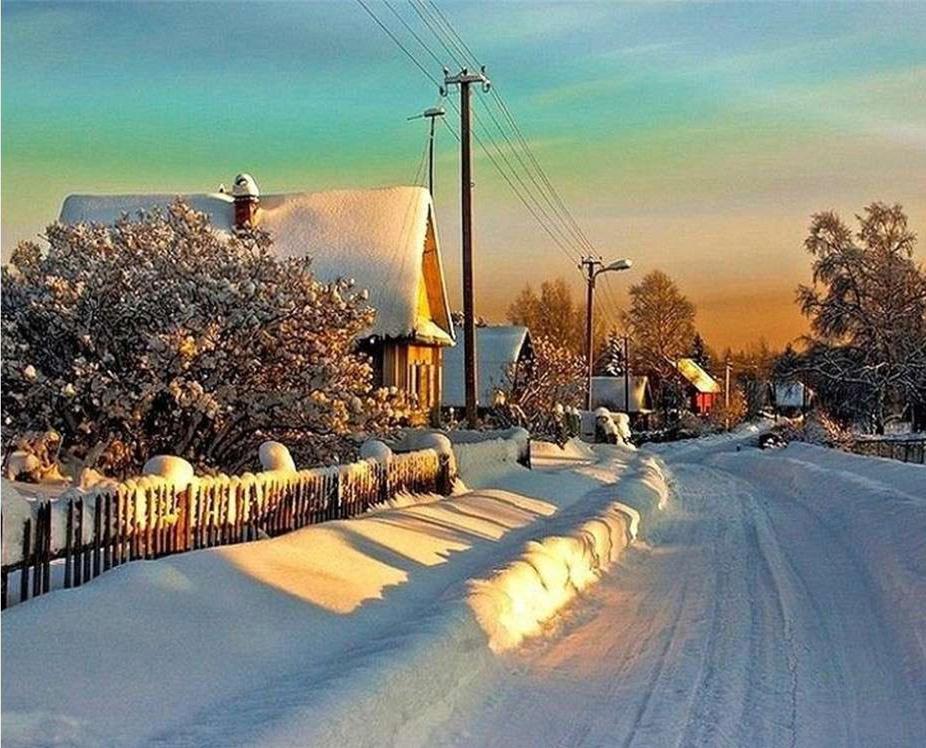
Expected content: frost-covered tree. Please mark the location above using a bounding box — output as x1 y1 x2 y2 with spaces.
786 202 926 432
1 200 412 476
601 330 626 376
505 336 585 435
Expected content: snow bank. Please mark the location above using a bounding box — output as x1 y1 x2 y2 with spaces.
530 437 595 466
452 438 523 484
467 501 638 652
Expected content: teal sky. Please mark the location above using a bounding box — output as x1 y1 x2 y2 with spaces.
3 1 925 349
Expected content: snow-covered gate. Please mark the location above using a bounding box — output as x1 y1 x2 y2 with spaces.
1 449 452 609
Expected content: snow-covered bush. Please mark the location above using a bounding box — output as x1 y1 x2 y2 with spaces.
776 411 852 448
505 336 584 441
1 200 412 476
3 430 67 483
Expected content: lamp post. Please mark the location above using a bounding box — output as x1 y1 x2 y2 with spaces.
581 257 632 410
407 106 446 197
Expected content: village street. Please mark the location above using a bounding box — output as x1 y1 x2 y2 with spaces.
2 433 925 746
431 439 926 747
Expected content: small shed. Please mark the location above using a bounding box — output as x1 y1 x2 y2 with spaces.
591 376 654 416
442 325 533 409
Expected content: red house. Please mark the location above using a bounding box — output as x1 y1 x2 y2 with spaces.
672 358 722 415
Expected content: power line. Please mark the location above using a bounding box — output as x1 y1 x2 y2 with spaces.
353 0 442 87
407 0 467 68
382 0 446 69
353 0 593 271
419 1 601 256
473 96 587 258
421 0 481 67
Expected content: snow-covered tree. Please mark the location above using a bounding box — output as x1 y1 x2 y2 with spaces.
786 202 926 431
601 330 626 376
1 200 413 476
505 336 585 436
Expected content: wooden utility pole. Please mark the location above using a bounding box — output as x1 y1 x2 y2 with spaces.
725 356 732 430
624 335 630 414
581 257 601 411
581 255 632 410
445 68 490 428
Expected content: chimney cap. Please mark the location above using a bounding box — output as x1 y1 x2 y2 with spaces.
232 173 260 199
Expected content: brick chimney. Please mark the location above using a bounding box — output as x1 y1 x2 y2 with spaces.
232 173 260 228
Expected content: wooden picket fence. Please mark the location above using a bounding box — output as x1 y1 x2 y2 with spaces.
1 449 451 609
849 437 926 465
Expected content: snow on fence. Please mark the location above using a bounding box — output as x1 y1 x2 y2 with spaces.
1 449 451 609
848 437 926 465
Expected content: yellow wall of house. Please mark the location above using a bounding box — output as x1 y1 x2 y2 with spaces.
382 341 443 413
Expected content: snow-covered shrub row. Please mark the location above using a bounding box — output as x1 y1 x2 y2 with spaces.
467 501 639 652
1 200 412 477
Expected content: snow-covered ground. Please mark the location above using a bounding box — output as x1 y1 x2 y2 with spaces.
0 439 653 747
3 431 924 747
434 437 926 747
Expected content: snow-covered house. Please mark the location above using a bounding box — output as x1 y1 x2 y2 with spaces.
442 325 533 410
671 357 721 415
590 375 654 425
59 175 455 413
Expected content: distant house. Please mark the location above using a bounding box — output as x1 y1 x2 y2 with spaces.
671 357 722 415
591 375 654 425
59 175 455 413
772 380 814 416
442 325 533 410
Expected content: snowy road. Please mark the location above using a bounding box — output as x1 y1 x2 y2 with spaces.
3 437 924 747
434 441 926 747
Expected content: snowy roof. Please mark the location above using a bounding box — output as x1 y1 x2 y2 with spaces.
590 375 654 413
672 358 721 394
442 325 533 407
59 185 453 344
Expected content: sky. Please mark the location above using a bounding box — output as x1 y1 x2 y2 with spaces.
2 0 925 352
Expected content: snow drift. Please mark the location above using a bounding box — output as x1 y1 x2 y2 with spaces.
467 501 640 652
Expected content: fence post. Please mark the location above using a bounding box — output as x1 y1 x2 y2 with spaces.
32 506 44 598
74 499 84 587
92 495 102 577
64 499 74 588
438 453 452 495
20 518 31 604
41 503 51 595
103 493 112 572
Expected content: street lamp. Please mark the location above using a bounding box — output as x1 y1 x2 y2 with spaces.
407 106 446 197
581 256 633 410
